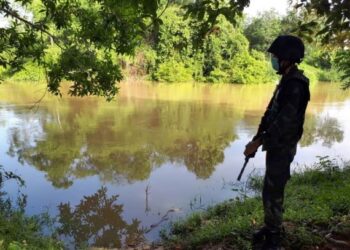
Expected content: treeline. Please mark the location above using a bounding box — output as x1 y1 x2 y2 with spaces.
125 6 342 84
127 6 275 84
0 5 342 84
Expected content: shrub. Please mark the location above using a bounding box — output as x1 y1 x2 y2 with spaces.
299 63 319 85
229 51 274 84
318 68 341 82
154 59 193 82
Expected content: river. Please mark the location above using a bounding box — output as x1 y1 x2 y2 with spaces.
0 81 349 248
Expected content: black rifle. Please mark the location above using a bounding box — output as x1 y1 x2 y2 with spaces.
237 157 249 181
237 153 255 181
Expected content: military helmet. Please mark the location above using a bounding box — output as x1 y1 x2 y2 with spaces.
268 35 305 63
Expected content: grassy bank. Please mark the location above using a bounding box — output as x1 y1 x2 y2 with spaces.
160 157 350 249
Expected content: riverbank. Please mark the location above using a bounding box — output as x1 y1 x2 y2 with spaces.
1 158 350 249
160 157 350 249
0 64 340 85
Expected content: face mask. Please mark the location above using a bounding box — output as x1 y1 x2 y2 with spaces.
271 56 279 71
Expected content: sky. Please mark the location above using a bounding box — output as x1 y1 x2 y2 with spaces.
244 0 290 17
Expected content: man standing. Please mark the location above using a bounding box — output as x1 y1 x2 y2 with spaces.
244 35 310 250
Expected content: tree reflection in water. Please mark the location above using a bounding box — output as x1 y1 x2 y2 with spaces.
5 99 238 188
1 82 347 188
300 115 344 147
1 82 349 248
58 187 144 249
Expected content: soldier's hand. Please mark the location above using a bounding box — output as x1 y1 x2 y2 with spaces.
244 139 262 157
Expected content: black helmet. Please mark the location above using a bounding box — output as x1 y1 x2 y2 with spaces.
268 35 305 63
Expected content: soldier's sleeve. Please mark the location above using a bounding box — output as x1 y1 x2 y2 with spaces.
262 80 304 148
253 102 272 140
253 87 277 140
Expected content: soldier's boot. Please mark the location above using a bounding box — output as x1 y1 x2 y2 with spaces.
262 230 285 250
252 226 271 244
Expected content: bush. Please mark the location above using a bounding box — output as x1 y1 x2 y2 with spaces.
299 63 341 84
206 68 229 83
154 59 193 82
299 63 319 85
0 62 46 82
149 7 275 84
228 50 275 84
318 68 341 82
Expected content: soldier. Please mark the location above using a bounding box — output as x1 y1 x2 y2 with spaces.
244 35 310 249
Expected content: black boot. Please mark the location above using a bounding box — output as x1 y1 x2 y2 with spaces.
252 226 271 244
252 226 284 250
262 230 284 250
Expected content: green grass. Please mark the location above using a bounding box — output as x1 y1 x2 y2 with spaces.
161 157 350 249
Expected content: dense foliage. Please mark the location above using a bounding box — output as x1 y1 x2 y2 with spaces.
147 7 274 83
244 10 282 52
0 0 253 99
0 0 164 100
293 0 350 88
1 0 348 99
243 9 342 83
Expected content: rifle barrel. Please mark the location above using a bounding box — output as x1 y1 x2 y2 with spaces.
237 157 250 181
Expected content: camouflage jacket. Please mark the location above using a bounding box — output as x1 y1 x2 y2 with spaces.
254 66 310 151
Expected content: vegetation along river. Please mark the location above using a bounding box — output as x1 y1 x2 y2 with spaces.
0 81 349 248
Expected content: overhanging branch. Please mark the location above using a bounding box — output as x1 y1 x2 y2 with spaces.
0 5 64 49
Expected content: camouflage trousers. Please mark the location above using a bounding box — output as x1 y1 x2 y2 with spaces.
263 147 296 232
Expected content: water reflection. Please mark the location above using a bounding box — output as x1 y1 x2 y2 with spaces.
58 187 144 248
0 82 349 245
5 98 238 188
300 115 344 147
1 83 347 188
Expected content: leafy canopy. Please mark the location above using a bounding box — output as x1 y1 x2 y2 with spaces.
0 0 163 100
1 0 349 97
294 0 350 88
0 0 251 99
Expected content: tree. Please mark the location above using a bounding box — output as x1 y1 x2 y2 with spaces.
183 0 249 47
3 0 346 94
293 0 350 88
244 10 282 52
150 5 274 84
0 0 165 99
0 0 251 99
294 0 350 45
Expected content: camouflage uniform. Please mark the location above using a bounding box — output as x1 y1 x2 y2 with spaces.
254 65 310 232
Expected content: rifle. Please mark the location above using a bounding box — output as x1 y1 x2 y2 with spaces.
237 153 255 181
237 157 249 181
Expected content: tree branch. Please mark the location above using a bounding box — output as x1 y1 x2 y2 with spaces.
0 5 64 49
144 0 171 30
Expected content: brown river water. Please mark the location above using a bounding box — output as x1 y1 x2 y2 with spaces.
0 81 349 248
